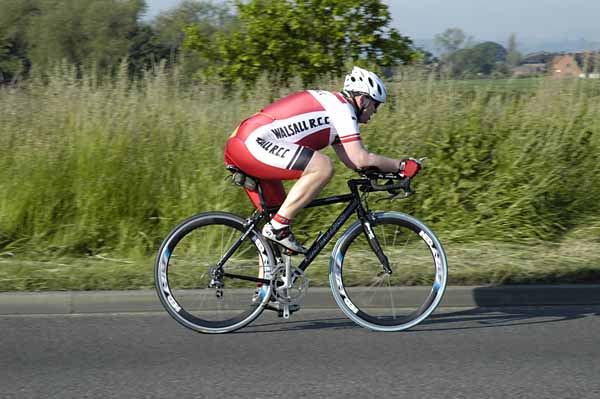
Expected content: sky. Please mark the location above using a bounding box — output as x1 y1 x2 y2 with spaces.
384 0 600 42
145 0 600 47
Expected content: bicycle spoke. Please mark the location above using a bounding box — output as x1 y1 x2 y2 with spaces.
380 224 387 248
220 225 225 259
155 213 273 333
228 242 254 259
386 275 397 319
332 214 447 331
392 226 400 248
224 227 237 252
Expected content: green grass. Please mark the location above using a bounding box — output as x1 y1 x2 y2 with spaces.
2 228 599 291
434 77 544 92
1 66 600 290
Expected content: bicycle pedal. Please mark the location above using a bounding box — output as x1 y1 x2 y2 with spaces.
264 302 300 317
278 305 299 319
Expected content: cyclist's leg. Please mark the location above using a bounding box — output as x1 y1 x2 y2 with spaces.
258 153 333 253
225 135 334 217
243 180 286 210
225 135 332 252
276 151 334 220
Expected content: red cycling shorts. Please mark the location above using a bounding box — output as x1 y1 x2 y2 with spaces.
224 115 315 210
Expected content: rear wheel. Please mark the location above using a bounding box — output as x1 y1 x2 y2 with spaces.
329 212 447 332
154 212 275 333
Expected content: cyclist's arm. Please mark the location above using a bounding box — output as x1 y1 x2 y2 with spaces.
332 142 358 169
334 140 400 173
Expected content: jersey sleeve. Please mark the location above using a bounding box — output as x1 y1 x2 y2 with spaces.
329 93 361 144
308 90 361 145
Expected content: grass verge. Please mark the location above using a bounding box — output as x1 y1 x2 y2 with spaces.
2 236 599 291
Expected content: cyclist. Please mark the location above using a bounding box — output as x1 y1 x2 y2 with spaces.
224 66 421 254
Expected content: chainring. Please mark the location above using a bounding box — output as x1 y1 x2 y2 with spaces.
270 265 309 305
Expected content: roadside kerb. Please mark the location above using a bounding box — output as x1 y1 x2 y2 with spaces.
1 285 599 315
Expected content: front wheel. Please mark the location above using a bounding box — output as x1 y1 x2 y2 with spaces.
154 212 275 333
329 212 448 332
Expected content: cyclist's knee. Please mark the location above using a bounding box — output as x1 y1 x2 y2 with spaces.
306 152 334 182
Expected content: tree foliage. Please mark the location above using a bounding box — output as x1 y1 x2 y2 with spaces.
445 41 508 77
434 28 473 56
26 0 146 72
506 33 522 67
151 0 238 78
183 0 416 86
127 24 171 77
0 0 150 79
1 0 416 84
0 0 37 81
153 0 236 56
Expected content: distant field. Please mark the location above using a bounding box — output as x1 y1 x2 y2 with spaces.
436 77 544 91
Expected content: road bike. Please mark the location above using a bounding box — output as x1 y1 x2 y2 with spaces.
154 166 448 333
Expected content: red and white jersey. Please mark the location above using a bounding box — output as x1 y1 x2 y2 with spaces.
235 90 361 151
225 90 361 208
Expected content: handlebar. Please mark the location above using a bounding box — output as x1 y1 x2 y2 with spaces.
356 168 416 199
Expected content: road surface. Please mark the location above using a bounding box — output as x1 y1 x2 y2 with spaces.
2 306 600 398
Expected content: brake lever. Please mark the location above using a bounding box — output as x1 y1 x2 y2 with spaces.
376 190 414 202
400 178 416 196
375 178 416 202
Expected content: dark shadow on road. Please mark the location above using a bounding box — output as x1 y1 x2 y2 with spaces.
471 285 600 307
240 306 600 334
238 316 359 334
412 305 600 332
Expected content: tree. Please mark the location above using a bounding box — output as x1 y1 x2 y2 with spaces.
506 33 522 67
127 24 170 77
183 0 416 86
446 41 507 77
414 47 438 65
153 0 236 59
24 0 146 73
434 28 473 56
151 0 237 78
0 0 38 81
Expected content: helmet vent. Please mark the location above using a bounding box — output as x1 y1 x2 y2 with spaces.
343 66 386 103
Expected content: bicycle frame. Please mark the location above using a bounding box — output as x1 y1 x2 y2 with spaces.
217 178 392 284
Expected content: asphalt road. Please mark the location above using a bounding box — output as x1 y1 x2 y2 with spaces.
2 306 600 399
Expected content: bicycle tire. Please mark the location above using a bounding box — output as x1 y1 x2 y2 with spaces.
154 212 275 333
329 211 447 332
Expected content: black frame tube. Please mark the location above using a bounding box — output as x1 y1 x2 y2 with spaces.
304 194 354 208
222 178 375 280
297 198 361 271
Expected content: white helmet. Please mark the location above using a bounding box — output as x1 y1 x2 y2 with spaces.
343 66 387 103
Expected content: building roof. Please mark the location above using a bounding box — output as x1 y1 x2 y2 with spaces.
523 51 600 72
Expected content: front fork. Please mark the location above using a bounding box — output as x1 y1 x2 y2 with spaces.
361 213 392 274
